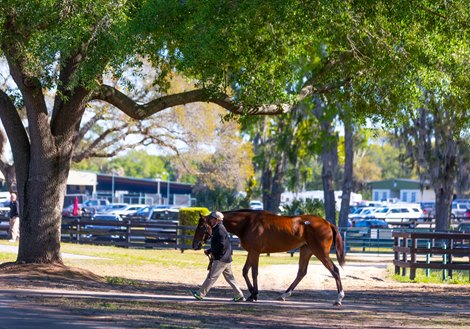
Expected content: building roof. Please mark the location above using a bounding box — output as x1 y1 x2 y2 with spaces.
368 178 431 190
96 173 192 194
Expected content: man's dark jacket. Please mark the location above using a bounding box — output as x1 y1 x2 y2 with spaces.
209 223 232 263
9 200 18 219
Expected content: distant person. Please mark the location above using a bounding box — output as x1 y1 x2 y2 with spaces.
190 211 245 302
8 192 20 242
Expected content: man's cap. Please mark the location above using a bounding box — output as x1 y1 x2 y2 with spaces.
209 211 224 221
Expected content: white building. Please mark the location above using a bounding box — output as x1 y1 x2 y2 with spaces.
368 178 435 203
281 190 362 210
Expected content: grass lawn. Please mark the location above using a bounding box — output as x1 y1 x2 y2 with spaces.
0 241 322 283
391 268 470 284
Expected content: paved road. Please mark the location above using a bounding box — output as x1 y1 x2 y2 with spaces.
0 243 111 328
0 244 103 260
0 294 126 329
0 286 345 329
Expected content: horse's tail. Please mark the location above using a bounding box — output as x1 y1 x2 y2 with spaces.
330 223 346 268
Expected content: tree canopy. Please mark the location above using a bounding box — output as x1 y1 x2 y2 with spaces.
1 0 469 263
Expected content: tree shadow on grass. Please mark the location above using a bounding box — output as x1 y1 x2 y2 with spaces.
0 263 469 328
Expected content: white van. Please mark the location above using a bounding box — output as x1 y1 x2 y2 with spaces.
384 206 423 222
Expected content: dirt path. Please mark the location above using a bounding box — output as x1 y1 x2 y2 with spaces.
0 255 469 328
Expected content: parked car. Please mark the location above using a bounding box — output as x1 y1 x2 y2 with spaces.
0 202 10 219
451 202 470 220
0 202 10 238
62 203 94 217
354 219 389 229
97 203 129 214
144 208 180 243
464 209 470 219
249 200 263 210
129 205 173 221
82 199 111 214
349 207 377 223
370 207 390 220
420 201 435 219
104 204 147 217
457 222 470 232
383 206 423 222
454 222 470 257
85 213 126 241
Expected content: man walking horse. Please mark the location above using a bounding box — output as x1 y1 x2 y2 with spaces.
192 209 346 305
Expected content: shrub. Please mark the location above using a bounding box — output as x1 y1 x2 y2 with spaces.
178 207 210 250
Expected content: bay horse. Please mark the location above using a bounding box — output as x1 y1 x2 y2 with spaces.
192 209 346 305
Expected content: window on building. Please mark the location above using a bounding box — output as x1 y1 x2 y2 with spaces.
374 192 379 201
402 191 408 202
411 192 416 203
382 192 387 201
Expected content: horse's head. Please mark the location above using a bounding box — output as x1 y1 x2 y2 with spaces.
192 213 213 250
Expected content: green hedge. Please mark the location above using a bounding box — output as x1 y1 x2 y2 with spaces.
178 207 210 249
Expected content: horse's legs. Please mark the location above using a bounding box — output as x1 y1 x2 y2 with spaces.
318 255 344 306
243 252 260 302
242 256 253 294
279 245 313 301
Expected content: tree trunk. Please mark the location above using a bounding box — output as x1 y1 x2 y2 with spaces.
322 154 337 224
434 187 452 231
319 122 338 225
313 98 338 224
398 103 459 232
338 119 354 228
16 155 71 263
262 159 285 213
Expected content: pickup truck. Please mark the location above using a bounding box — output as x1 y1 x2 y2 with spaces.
125 206 179 243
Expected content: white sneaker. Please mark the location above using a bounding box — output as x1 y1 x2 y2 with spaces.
8 239 15 242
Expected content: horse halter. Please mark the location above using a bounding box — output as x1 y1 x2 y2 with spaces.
201 217 213 243
193 216 213 250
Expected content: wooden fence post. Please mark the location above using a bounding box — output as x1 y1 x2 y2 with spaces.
448 239 453 278
442 242 447 281
126 220 131 248
426 241 430 277
410 236 417 280
402 237 408 277
394 235 400 275
180 226 186 253
76 218 81 244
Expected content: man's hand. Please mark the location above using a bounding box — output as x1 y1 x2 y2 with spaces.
204 249 211 256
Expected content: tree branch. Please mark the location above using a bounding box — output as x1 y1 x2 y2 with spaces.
418 4 470 29
91 85 290 119
73 113 104 148
0 89 30 193
52 14 113 123
298 52 355 101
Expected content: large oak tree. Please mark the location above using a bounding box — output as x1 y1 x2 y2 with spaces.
0 1 293 264
1 0 469 264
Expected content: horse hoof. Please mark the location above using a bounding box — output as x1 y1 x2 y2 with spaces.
333 301 342 306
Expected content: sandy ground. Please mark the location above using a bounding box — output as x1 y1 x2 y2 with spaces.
0 253 469 328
